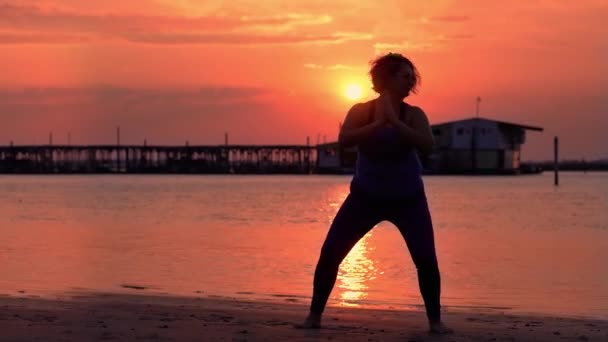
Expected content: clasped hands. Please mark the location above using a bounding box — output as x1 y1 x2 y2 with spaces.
373 92 400 126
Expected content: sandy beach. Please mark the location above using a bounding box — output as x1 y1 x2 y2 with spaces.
0 290 606 342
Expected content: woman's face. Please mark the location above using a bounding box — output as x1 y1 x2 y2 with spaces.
387 63 416 98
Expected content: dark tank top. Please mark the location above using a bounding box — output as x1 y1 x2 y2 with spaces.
350 99 424 199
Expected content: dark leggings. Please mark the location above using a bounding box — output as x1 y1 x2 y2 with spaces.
310 188 442 322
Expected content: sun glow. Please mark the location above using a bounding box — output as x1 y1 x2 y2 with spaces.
344 83 363 101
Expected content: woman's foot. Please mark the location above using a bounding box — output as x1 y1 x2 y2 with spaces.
295 313 322 329
429 321 453 335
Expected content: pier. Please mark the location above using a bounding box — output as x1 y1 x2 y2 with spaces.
0 144 316 174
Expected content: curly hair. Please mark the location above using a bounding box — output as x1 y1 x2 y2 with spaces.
369 52 421 94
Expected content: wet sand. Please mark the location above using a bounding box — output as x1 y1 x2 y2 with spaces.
0 291 606 341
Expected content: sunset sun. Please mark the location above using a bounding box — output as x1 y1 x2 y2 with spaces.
344 83 363 100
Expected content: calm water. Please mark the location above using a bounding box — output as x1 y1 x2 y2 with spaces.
0 173 606 319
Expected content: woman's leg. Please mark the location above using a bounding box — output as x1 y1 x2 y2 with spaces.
306 192 382 324
388 191 451 333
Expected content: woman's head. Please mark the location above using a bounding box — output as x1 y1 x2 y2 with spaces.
369 53 420 98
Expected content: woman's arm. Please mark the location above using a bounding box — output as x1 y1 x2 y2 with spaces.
338 103 385 148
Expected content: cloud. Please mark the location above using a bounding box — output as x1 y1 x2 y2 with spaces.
443 33 475 40
374 40 435 54
0 3 351 45
327 64 351 70
0 32 92 44
0 3 330 31
240 13 333 34
240 13 333 27
373 32 475 54
125 32 372 45
429 15 470 23
304 64 323 69
0 86 269 112
304 63 352 70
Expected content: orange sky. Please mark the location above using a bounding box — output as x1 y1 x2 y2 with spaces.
1 0 607 160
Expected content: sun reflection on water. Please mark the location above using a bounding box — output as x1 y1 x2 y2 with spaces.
323 186 382 308
336 232 381 307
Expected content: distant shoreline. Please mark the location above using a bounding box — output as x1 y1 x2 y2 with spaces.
2 144 606 174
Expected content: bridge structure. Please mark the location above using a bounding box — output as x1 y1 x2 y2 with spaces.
0 144 317 174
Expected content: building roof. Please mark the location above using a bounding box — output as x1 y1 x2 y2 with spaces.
432 117 543 132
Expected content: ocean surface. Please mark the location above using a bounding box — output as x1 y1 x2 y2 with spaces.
1 173 606 319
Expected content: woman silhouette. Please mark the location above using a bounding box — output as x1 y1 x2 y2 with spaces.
301 53 452 334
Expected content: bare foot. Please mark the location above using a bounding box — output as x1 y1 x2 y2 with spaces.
429 321 454 335
295 313 322 329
